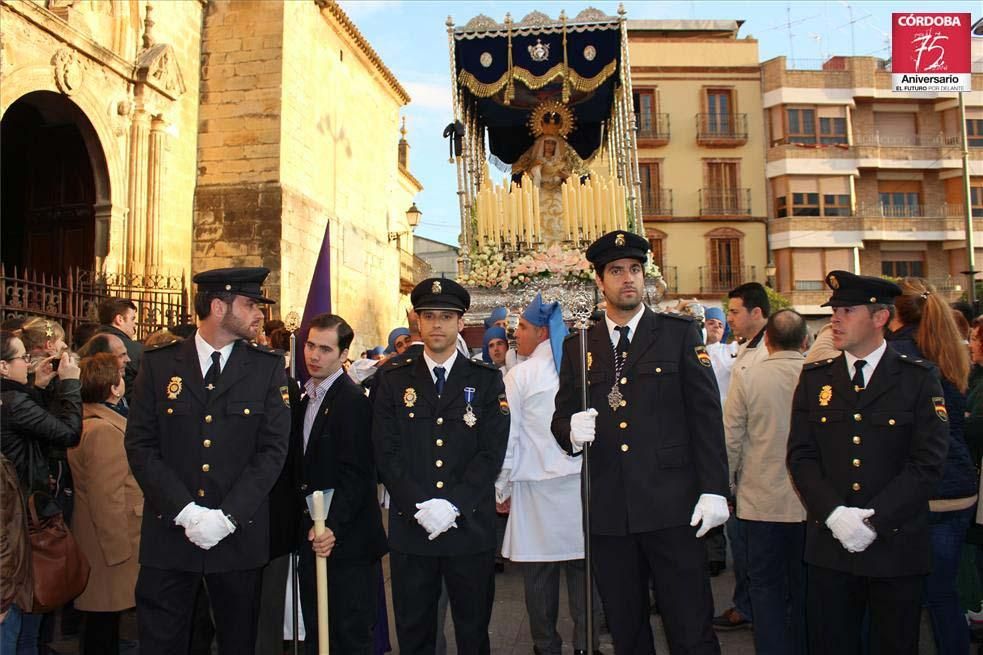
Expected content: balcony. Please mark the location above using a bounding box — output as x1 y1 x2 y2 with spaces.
699 188 752 217
696 113 748 147
640 188 673 217
658 265 678 293
637 113 670 147
399 250 432 294
699 265 757 294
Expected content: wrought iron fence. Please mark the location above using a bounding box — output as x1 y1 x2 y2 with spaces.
699 188 752 216
695 113 748 142
699 265 757 294
1 264 190 344
637 113 670 141
641 189 673 216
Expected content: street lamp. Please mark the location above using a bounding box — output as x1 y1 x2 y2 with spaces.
765 261 777 289
389 203 423 246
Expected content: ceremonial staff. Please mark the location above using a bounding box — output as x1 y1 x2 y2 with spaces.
285 311 301 655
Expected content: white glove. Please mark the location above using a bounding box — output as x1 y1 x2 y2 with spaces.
570 408 598 453
495 469 512 504
826 506 876 553
689 493 730 538
414 499 459 540
185 509 236 550
174 502 208 528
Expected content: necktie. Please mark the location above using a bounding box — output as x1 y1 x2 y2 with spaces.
852 359 866 395
434 366 446 397
614 325 631 360
204 351 222 392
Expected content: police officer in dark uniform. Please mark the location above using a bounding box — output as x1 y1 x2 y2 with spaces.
552 231 730 655
371 278 509 655
787 270 949 655
125 267 291 654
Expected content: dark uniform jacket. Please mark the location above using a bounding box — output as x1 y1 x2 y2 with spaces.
787 347 949 577
552 307 729 535
372 353 508 556
275 373 388 563
125 335 291 573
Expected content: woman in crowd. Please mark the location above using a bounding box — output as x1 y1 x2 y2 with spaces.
964 319 983 627
18 318 68 362
887 279 977 654
0 330 82 653
68 353 142 655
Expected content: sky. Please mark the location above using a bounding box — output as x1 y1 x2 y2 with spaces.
338 1 980 248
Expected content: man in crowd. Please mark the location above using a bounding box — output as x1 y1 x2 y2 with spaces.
294 313 388 653
725 309 808 654
484 306 508 330
497 293 599 655
372 278 509 654
387 327 412 357
552 231 729 654
125 267 291 654
787 271 949 654
715 282 771 631
481 326 508 370
97 297 143 399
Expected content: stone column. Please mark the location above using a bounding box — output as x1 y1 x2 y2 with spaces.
145 114 166 274
126 107 150 275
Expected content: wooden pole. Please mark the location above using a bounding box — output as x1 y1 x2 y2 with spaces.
312 491 330 655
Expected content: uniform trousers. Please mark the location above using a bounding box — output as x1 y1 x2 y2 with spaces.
521 559 599 654
806 564 922 655
299 553 380 655
389 549 495 655
592 526 719 655
135 565 262 655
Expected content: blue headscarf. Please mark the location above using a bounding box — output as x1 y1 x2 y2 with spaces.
385 327 411 354
704 306 725 324
481 326 507 364
522 293 566 373
484 306 508 329
368 346 386 358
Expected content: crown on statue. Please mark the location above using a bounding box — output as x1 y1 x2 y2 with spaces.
528 99 576 138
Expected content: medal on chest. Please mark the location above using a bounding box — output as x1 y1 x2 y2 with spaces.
463 387 478 427
818 385 832 407
608 346 628 412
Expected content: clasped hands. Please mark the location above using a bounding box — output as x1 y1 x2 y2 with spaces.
826 506 877 553
175 503 235 550
414 498 459 541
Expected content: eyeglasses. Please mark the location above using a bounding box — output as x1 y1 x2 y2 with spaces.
4 354 32 364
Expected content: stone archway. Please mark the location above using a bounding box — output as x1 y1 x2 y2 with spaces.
1 90 112 277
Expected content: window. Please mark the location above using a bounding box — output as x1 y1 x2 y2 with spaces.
973 187 983 218
968 120 983 148
633 89 658 138
709 236 741 289
819 118 847 145
823 194 851 216
648 238 665 270
639 162 666 215
881 260 924 277
879 192 921 217
786 108 816 144
791 193 820 216
705 89 733 134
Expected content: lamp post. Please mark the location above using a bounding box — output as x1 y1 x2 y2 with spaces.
389 203 423 249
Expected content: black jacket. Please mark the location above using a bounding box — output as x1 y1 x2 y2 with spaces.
0 378 82 493
787 347 949 577
552 308 729 535
124 335 291 573
372 352 508 556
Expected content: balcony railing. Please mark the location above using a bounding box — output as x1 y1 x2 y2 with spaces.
696 113 748 146
699 265 757 294
699 188 752 216
658 265 677 292
640 188 673 216
637 113 670 144
399 250 432 294
853 133 956 147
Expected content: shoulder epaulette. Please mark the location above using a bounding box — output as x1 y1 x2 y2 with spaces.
468 358 499 371
246 341 282 357
804 357 837 370
145 340 180 352
384 355 417 370
896 353 934 369
659 312 694 323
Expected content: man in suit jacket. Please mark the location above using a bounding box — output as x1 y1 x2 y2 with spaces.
125 267 291 655
552 231 730 655
295 313 388 654
372 278 509 655
787 271 949 654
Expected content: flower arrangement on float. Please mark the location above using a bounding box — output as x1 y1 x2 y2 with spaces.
459 244 660 290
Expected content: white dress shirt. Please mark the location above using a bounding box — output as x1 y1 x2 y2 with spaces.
844 339 887 387
194 332 235 378
303 368 344 452
604 304 645 348
422 349 459 388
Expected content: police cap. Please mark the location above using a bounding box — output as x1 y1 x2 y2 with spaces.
411 278 470 314
585 230 650 270
821 270 902 307
193 267 275 304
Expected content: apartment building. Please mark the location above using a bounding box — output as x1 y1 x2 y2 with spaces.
627 20 768 299
763 54 983 314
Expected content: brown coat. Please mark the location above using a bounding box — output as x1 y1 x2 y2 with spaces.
0 454 32 614
67 404 143 611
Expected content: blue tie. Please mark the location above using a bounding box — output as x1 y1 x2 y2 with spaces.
434 366 446 397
